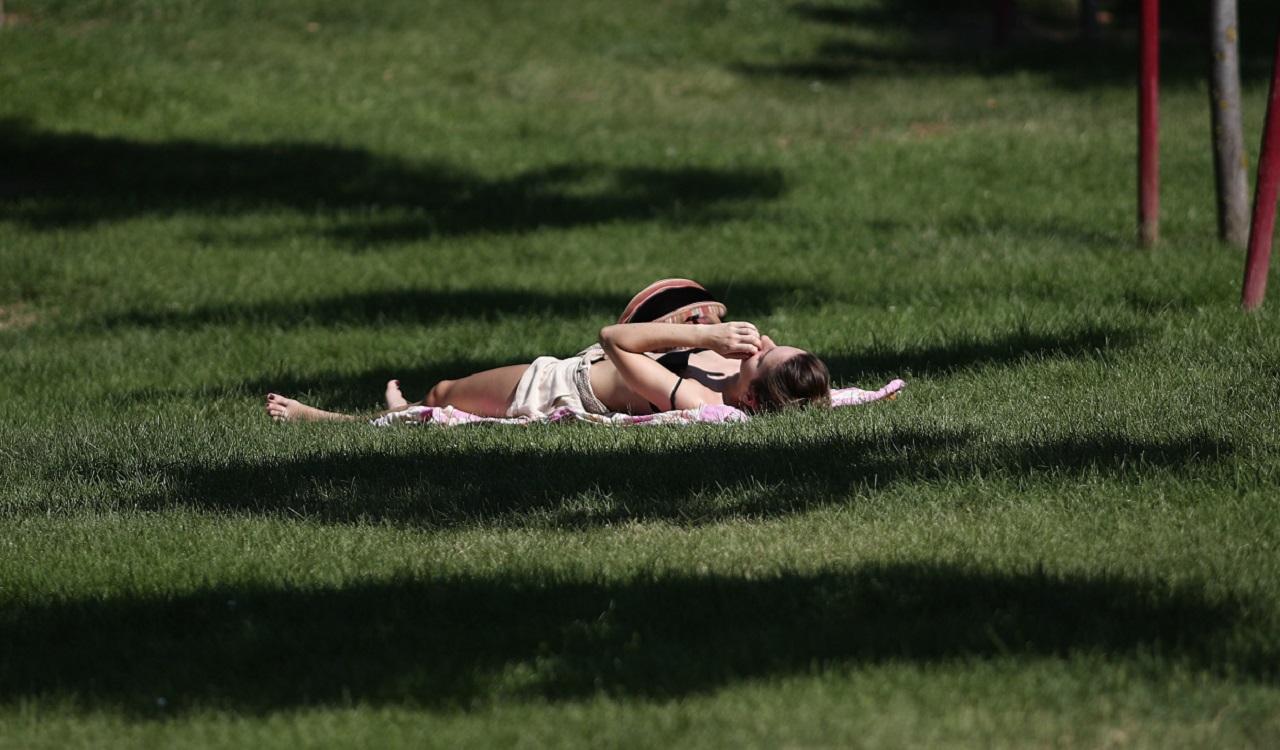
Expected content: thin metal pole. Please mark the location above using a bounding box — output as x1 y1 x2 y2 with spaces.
1139 0 1160 248
1242 28 1280 310
1210 0 1249 248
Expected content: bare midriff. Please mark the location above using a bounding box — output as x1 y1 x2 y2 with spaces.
588 350 737 414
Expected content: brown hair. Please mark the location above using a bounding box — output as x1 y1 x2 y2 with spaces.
745 351 831 413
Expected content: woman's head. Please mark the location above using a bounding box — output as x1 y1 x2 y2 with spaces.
739 336 831 413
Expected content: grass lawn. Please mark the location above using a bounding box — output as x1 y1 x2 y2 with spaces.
3 0 1280 746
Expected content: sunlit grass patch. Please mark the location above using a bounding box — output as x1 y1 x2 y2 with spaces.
2 0 1280 746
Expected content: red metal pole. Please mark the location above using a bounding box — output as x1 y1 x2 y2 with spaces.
1139 0 1160 247
1242 29 1280 310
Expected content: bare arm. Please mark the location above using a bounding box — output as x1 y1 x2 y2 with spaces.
597 322 760 410
598 322 711 354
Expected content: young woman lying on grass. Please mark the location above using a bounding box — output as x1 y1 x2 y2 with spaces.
264 320 831 422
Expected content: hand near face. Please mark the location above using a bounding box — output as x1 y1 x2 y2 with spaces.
705 321 761 359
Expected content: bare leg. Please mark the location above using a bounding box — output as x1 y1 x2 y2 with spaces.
266 364 530 423
265 393 358 422
424 364 529 417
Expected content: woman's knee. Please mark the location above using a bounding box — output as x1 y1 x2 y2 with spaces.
425 379 454 407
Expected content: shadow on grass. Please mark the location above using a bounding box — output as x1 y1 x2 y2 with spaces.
0 119 784 243
823 323 1139 383
80 427 1230 528
113 321 1140 409
97 281 820 331
735 1 1277 88
106 279 825 407
207 357 539 413
1 563 1269 715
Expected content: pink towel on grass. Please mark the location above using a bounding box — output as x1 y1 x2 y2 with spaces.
370 379 905 428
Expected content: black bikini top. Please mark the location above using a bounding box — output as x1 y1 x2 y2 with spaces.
654 347 705 375
649 348 707 412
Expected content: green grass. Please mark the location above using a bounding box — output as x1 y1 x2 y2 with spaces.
3 0 1280 746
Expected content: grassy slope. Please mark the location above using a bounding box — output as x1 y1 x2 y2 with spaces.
2 0 1279 747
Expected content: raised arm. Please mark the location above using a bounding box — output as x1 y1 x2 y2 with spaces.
597 322 760 411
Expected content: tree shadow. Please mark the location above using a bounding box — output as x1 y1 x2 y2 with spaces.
822 324 1140 383
123 356 544 413
112 319 1138 409
1 562 1269 716
735 1 1277 89
97 281 820 331
0 119 785 243
101 279 823 408
70 427 1230 528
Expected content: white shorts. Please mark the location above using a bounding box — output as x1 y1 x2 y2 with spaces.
506 346 610 418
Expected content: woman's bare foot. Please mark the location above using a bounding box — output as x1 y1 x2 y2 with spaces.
384 379 409 410
265 393 354 422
